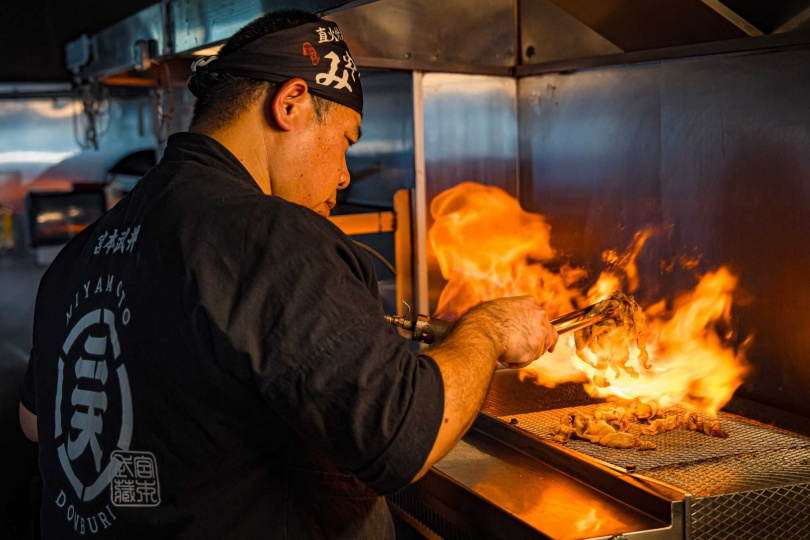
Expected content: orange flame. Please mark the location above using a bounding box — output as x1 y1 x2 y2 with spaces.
430 182 587 320
429 182 748 414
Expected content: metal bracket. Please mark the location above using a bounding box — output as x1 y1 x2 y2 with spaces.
134 40 158 72
65 34 92 74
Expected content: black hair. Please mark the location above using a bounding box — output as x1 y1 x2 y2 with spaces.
189 9 334 129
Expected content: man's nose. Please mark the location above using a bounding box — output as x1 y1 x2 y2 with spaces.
337 158 351 189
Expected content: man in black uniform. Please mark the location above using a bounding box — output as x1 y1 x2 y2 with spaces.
19 10 557 539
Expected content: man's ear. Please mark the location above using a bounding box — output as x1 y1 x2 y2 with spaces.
267 78 312 132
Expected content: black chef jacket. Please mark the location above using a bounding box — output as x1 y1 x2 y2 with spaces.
19 133 444 539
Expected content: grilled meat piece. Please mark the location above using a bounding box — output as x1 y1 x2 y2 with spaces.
551 408 657 451
628 400 659 421
551 424 576 443
598 432 657 450
684 412 729 438
640 414 682 435
594 404 632 431
574 291 650 387
583 420 616 443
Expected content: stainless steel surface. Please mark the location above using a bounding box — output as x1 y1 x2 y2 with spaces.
36 97 158 183
0 83 74 99
170 0 379 53
543 0 752 52
518 48 810 419
340 71 415 210
0 95 157 365
169 0 516 72
67 3 165 78
413 72 429 316
517 0 810 76
480 375 810 538
520 0 623 65
62 0 810 82
393 189 413 322
0 98 81 363
643 447 810 497
328 0 516 72
335 71 415 317
394 430 671 539
421 73 518 313
516 29 810 76
689 483 810 539
1 98 82 185
65 1 381 79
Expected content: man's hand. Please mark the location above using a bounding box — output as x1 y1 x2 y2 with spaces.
410 296 557 483
474 296 559 369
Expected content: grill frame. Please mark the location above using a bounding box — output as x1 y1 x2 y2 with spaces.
476 375 810 538
495 404 810 472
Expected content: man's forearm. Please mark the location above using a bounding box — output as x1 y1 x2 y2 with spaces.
410 308 503 480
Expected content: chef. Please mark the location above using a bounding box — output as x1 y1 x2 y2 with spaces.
19 9 557 538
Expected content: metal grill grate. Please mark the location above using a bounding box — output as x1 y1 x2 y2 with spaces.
482 378 600 417
690 483 810 539
481 377 810 536
493 403 810 471
644 447 810 496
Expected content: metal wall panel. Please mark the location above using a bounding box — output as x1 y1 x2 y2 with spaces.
518 48 810 417
328 0 516 72
422 73 518 312
336 70 415 316
340 70 415 210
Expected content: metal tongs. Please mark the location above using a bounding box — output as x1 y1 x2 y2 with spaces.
386 302 616 344
551 303 616 335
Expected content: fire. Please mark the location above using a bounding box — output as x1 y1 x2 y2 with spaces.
429 182 748 414
430 182 586 320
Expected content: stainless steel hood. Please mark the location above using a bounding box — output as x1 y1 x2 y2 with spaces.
65 0 810 83
519 0 810 71
545 0 762 52
65 0 382 79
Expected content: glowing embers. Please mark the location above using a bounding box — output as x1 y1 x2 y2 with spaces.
428 182 749 415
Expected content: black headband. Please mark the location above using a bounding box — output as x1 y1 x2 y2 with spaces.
188 21 363 116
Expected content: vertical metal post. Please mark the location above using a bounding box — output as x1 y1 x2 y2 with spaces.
512 77 521 203
393 189 413 319
412 71 430 316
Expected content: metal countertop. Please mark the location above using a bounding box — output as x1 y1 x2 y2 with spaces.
419 430 667 539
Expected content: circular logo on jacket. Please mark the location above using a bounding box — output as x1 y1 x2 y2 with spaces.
55 308 132 502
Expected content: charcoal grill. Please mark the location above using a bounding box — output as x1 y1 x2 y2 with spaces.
389 373 810 539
